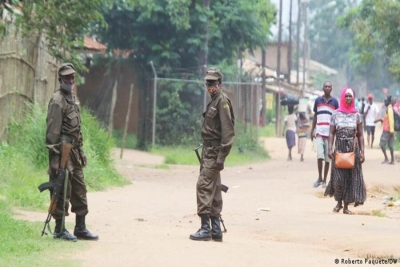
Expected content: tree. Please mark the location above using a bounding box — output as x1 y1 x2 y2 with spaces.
308 0 356 70
94 0 277 148
308 0 398 96
339 0 400 91
98 0 276 74
15 0 107 73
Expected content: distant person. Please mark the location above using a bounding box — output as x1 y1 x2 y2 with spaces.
363 94 378 148
360 97 366 115
375 96 395 164
311 81 339 188
355 98 362 112
283 105 297 161
297 112 310 162
324 87 366 214
189 68 235 242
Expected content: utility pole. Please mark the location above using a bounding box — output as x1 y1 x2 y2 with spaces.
237 49 242 122
201 0 210 112
302 0 309 96
150 61 157 147
276 0 283 137
261 49 267 126
296 0 301 90
287 0 293 84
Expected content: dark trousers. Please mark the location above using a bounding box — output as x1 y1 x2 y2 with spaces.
196 146 223 217
52 158 88 219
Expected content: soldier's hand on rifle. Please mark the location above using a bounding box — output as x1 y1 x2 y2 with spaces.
80 153 87 167
216 159 224 171
50 158 60 175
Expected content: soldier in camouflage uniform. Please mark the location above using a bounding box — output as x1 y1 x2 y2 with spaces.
46 63 98 241
190 68 235 242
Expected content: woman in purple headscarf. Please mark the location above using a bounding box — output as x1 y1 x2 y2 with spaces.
324 87 366 214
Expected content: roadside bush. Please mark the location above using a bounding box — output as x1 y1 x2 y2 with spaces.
0 103 128 210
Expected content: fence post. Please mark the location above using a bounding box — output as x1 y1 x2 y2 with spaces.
149 61 157 147
120 84 134 159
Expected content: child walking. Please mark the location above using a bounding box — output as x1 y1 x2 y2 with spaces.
297 112 310 161
283 105 297 161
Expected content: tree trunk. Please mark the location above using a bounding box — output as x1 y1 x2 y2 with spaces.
108 79 118 135
120 84 134 159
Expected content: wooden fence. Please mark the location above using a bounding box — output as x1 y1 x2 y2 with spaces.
0 24 58 141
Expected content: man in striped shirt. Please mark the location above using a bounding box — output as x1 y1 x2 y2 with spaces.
310 81 339 188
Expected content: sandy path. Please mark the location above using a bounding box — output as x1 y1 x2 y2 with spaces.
15 135 400 267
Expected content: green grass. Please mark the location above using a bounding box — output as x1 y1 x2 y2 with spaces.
113 130 137 149
371 210 387 218
258 123 277 138
0 202 83 267
149 123 270 166
151 144 269 166
394 132 400 151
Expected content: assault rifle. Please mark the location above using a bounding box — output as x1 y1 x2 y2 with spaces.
194 143 229 193
38 141 72 236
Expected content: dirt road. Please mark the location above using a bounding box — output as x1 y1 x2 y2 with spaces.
61 136 399 267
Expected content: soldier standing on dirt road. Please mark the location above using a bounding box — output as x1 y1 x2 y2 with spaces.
189 68 235 242
46 63 98 241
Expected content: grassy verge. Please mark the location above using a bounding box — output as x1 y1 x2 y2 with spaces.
151 144 269 166
258 123 277 138
0 103 129 266
0 201 83 267
150 124 270 166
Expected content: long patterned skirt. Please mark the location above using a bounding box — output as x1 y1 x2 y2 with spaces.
324 127 366 206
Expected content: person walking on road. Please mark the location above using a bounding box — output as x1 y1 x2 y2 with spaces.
189 68 235 242
297 112 310 162
324 87 366 214
310 81 339 188
46 63 99 241
363 94 378 149
283 105 297 161
375 95 395 164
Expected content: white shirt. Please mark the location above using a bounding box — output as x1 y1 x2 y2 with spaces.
284 113 297 132
363 102 378 126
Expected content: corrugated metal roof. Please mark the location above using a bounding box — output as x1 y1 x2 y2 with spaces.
83 35 107 52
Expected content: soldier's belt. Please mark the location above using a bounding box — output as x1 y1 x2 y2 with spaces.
60 135 79 148
203 139 221 147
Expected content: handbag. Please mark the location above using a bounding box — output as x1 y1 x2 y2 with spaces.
334 129 357 169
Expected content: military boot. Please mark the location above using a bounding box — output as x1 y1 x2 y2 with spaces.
54 219 77 242
210 216 223 242
189 214 212 241
73 215 99 241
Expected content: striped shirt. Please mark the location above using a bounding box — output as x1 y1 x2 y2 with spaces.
313 96 339 138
